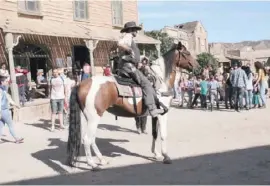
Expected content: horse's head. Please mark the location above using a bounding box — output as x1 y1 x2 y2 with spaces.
175 41 200 71
157 41 200 89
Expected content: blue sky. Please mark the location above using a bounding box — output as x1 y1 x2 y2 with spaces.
137 1 270 43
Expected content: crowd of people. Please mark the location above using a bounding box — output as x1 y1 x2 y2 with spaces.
174 61 269 112
0 56 269 143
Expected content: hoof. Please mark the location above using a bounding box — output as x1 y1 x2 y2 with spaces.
154 155 163 161
99 159 109 166
92 166 102 171
163 157 172 164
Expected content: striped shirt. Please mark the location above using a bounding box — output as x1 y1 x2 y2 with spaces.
230 68 248 88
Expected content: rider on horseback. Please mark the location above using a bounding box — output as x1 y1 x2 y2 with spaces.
117 21 168 118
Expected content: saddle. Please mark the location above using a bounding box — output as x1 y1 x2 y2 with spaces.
112 74 142 98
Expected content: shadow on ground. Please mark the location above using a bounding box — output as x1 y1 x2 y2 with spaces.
98 124 138 134
25 119 139 134
5 145 270 184
30 137 152 175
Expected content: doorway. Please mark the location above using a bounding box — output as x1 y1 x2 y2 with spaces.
30 58 47 81
13 43 49 81
73 45 90 70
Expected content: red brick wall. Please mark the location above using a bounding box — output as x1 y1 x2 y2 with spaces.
20 34 84 68
1 32 114 71
93 40 117 67
0 29 7 64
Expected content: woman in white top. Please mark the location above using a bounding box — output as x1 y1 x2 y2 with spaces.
244 66 253 110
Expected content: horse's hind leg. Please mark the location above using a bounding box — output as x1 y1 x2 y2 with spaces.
84 110 108 167
89 118 108 166
81 113 99 170
151 117 162 160
158 113 172 164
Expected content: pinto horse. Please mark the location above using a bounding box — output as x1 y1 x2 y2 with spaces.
67 42 200 170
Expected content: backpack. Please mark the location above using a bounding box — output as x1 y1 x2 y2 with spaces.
49 76 65 95
50 76 65 85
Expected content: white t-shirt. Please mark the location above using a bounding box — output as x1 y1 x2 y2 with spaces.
49 76 66 100
118 33 133 47
0 69 10 81
65 78 76 100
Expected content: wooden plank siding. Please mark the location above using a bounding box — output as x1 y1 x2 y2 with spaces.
0 0 139 70
0 1 138 29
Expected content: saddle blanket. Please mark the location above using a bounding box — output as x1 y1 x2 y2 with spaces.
113 79 142 98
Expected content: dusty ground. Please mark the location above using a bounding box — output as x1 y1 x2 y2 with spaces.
1 100 270 184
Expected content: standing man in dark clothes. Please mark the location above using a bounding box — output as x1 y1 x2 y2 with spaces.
224 71 233 109
15 66 28 107
230 61 248 112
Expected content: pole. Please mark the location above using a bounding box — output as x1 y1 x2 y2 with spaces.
5 33 20 105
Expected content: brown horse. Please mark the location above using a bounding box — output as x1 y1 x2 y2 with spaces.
67 42 200 170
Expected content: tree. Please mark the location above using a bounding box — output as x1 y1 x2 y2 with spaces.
140 30 174 60
196 52 219 74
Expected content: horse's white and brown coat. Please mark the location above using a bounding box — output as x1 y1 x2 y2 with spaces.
68 42 200 170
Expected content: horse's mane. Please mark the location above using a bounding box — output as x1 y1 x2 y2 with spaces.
162 43 178 79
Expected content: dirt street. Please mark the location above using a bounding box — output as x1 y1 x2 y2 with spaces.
1 101 270 184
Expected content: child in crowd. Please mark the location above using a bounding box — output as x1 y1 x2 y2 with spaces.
200 75 208 110
253 84 260 108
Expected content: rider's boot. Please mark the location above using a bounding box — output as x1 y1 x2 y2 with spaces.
148 104 164 118
158 101 169 115
154 96 168 115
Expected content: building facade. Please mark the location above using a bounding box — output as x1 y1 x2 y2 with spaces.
0 0 160 104
162 21 208 57
209 42 270 71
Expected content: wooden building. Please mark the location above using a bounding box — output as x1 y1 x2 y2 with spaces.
0 0 160 104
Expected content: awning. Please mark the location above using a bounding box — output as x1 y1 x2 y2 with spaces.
0 17 91 39
215 55 230 63
225 54 250 61
0 17 160 44
89 26 161 44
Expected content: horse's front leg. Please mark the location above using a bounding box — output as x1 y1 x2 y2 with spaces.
158 113 172 164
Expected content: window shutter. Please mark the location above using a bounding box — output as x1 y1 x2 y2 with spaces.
74 0 88 19
84 1 88 19
111 0 123 25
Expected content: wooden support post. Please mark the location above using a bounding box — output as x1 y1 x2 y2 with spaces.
5 33 21 105
84 39 99 76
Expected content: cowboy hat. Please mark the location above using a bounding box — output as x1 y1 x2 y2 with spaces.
120 21 142 33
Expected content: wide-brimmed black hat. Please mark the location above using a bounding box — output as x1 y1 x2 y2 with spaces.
120 21 142 33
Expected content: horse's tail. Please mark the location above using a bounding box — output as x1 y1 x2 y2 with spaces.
67 85 81 167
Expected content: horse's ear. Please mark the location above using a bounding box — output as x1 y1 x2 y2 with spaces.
177 41 183 50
